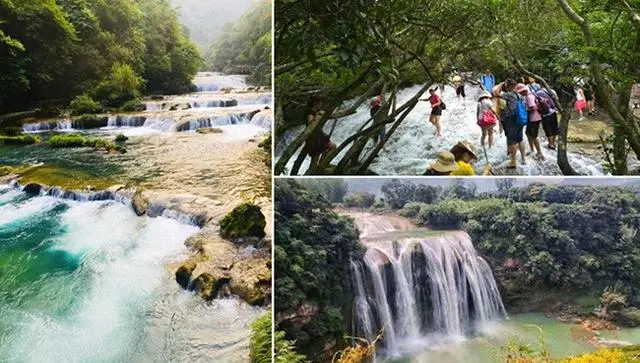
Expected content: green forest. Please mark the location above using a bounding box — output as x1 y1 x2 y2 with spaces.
205 0 272 85
0 0 201 114
274 0 640 175
275 178 640 362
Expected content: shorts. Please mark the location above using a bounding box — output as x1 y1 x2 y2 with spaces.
456 85 466 98
505 117 524 145
542 112 559 137
526 121 541 138
431 106 442 116
575 99 587 111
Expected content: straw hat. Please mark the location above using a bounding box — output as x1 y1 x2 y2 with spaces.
478 91 493 101
431 151 459 173
515 83 529 94
492 82 504 97
450 141 478 160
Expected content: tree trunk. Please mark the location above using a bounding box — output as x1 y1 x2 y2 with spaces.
556 0 640 163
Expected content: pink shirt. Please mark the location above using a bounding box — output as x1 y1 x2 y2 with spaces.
525 93 542 122
429 94 441 107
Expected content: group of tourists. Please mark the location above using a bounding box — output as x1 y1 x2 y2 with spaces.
301 69 598 176
424 71 564 175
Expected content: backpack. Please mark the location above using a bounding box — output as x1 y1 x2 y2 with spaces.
516 96 528 126
535 93 552 115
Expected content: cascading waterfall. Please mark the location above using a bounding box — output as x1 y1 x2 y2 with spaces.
178 113 252 131
276 84 604 175
351 232 506 357
0 184 259 361
23 120 74 132
106 115 147 128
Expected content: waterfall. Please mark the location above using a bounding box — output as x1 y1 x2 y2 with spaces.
106 115 146 128
177 113 252 131
23 120 74 132
351 232 506 357
276 84 604 175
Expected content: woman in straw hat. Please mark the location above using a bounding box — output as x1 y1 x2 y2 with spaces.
450 141 493 176
423 151 459 175
476 91 498 149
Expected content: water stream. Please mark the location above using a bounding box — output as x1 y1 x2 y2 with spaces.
276 84 604 175
348 213 640 362
0 185 261 362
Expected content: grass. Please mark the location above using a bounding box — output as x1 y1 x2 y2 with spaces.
0 135 40 145
46 133 124 153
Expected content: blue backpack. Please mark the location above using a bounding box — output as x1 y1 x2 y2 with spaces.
516 96 528 126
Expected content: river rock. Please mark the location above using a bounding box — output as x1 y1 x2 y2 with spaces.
219 203 266 240
23 183 42 196
175 262 197 289
229 258 271 306
192 272 230 300
74 115 109 129
131 189 148 216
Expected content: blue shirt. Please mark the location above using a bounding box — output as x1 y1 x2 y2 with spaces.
481 74 495 92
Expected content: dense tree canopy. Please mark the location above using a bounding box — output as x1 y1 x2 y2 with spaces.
0 0 202 113
275 179 363 360
274 0 640 175
205 0 272 86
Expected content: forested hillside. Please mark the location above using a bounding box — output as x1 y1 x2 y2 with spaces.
205 0 271 85
170 0 252 52
0 0 201 114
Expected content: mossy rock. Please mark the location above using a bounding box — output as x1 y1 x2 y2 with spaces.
115 134 128 143
74 115 109 129
191 273 230 301
175 262 197 289
196 128 223 134
0 166 13 176
219 203 266 239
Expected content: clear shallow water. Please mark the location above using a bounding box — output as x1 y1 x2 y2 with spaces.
0 186 261 362
382 313 640 363
277 84 604 175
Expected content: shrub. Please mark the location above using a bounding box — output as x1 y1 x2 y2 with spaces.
0 135 40 145
119 99 145 112
46 133 121 152
69 94 103 115
93 63 142 108
344 192 376 208
250 312 272 363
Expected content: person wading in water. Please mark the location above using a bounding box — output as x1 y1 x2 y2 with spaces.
502 79 527 169
420 88 444 138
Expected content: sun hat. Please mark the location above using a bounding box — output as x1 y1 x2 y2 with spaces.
515 83 529 94
431 151 459 173
478 91 493 101
450 141 478 160
492 82 504 97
